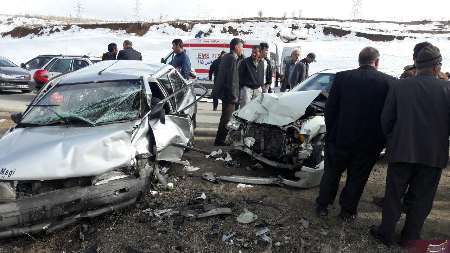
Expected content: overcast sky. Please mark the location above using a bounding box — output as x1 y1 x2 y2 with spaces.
2 0 450 21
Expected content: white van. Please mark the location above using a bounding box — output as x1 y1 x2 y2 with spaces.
161 38 283 96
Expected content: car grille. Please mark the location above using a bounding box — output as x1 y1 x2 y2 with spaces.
243 123 287 160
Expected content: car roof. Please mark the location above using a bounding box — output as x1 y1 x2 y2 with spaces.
58 60 173 84
316 68 353 74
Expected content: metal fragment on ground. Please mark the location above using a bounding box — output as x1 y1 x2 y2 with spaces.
197 208 232 218
237 183 254 189
220 175 280 185
236 209 258 224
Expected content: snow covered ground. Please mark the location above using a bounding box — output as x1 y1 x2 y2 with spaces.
1 15 450 77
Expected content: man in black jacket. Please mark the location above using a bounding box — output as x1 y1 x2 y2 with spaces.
370 44 448 247
102 43 118 60
238 45 264 107
117 40 142 60
300 52 316 77
211 38 244 146
315 47 394 221
209 51 226 111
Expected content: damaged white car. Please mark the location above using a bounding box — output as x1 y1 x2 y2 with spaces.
227 70 336 188
0 60 204 238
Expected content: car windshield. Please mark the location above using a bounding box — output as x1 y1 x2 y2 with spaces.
21 80 143 127
291 73 335 93
24 56 53 70
0 58 16 67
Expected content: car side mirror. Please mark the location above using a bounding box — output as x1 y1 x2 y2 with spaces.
160 58 166 64
20 63 26 69
149 102 166 124
10 112 23 124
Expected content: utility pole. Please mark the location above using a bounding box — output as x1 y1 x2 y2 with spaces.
75 0 83 19
134 0 141 21
351 0 363 19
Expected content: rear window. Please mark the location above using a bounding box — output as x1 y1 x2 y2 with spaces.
24 56 53 70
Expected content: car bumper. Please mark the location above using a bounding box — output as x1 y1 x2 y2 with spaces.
0 176 147 239
0 81 32 90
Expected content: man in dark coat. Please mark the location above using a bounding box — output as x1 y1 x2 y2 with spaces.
370 44 448 247
117 40 142 60
238 45 264 107
212 38 244 146
102 43 118 60
300 52 316 77
260 42 273 93
315 47 395 221
170 39 192 79
280 49 300 92
209 51 226 111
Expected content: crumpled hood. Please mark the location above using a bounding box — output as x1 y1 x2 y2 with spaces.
235 90 322 126
0 122 137 181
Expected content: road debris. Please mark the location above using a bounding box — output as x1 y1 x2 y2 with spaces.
206 149 223 159
237 209 258 224
196 192 207 200
184 164 201 172
237 183 254 189
197 208 232 218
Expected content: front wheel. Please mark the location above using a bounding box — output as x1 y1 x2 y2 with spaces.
302 134 325 168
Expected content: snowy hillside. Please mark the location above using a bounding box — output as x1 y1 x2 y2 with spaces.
1 15 450 76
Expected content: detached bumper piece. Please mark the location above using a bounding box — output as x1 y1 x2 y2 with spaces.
0 176 147 239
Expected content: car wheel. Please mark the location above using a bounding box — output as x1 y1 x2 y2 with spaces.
21 89 32 93
303 134 325 168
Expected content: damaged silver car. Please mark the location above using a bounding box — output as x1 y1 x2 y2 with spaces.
0 60 204 238
226 70 336 188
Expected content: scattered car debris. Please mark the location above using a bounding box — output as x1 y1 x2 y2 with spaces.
184 164 201 172
201 162 324 189
196 192 207 200
237 183 254 189
237 209 258 224
197 208 232 218
224 153 233 162
222 231 236 243
206 149 223 159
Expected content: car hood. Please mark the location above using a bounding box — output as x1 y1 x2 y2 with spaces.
0 67 30 77
235 90 322 126
0 122 137 181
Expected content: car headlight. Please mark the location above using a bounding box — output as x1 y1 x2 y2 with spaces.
227 117 241 130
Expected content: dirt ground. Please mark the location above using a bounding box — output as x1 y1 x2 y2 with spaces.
0 118 449 253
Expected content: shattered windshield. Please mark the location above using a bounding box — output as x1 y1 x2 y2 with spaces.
21 80 143 127
291 73 335 93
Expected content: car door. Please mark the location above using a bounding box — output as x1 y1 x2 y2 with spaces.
45 58 73 79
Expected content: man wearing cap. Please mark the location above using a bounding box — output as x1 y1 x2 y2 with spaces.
370 44 448 247
300 52 316 77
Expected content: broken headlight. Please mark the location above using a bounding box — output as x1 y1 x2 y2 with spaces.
227 117 241 131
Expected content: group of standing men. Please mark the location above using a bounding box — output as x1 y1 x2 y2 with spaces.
102 40 142 61
210 38 315 146
315 42 447 247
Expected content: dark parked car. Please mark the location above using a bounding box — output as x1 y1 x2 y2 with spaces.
0 56 32 93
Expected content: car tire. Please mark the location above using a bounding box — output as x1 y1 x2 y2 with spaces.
303 134 325 168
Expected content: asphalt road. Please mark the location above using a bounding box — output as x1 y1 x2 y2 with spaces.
0 90 221 137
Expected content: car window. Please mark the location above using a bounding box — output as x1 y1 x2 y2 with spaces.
73 60 89 71
168 71 189 110
47 59 73 73
156 73 176 113
25 56 53 70
292 73 335 93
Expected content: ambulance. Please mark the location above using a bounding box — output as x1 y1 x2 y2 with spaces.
161 38 284 96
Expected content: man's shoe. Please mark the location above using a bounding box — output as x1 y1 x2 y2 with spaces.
369 225 392 247
338 209 357 222
315 204 328 217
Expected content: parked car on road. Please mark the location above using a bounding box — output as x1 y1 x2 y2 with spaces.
0 56 32 93
24 55 100 89
226 69 341 188
0 60 205 238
